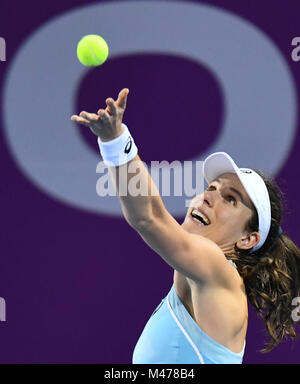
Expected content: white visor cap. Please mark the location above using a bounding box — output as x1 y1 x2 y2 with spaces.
203 152 271 252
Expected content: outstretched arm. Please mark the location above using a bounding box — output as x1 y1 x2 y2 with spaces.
71 88 164 227
71 89 235 286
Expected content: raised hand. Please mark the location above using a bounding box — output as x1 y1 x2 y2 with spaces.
71 88 129 142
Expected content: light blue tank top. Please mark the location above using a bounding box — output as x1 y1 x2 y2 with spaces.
132 283 245 364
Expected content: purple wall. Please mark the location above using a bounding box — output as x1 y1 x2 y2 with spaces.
0 0 299 363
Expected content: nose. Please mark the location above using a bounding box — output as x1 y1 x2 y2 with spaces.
202 191 211 207
203 189 217 207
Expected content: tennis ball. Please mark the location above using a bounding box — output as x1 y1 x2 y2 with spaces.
76 34 109 66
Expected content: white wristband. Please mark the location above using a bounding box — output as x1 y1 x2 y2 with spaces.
97 123 138 166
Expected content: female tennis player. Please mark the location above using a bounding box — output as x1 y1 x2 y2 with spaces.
71 88 300 364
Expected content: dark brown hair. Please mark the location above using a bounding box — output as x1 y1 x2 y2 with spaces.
228 170 300 353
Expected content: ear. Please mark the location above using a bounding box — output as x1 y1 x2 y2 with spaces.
236 232 260 251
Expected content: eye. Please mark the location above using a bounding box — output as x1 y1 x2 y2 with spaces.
226 195 236 205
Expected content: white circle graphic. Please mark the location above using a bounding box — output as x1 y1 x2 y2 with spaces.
3 1 297 216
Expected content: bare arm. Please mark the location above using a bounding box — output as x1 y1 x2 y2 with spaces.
71 89 237 286
71 88 164 226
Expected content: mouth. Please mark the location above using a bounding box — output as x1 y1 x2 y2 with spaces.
191 209 211 226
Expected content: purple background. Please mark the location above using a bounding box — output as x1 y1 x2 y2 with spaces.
0 0 299 363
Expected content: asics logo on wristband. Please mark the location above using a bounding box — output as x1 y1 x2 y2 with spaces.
98 124 137 166
124 137 132 154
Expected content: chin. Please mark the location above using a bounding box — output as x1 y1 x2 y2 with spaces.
182 217 204 235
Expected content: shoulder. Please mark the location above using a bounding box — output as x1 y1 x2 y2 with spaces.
189 271 248 351
134 211 241 287
187 234 242 289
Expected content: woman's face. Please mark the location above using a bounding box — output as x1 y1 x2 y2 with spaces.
182 173 259 253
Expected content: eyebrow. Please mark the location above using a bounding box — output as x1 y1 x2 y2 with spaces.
213 177 248 207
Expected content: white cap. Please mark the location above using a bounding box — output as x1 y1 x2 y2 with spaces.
203 152 271 252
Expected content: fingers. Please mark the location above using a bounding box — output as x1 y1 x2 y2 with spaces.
79 111 100 122
71 89 129 127
105 98 117 115
116 88 129 110
71 108 110 127
96 108 110 121
71 115 90 126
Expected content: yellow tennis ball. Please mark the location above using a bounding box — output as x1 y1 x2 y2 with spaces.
76 34 109 66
